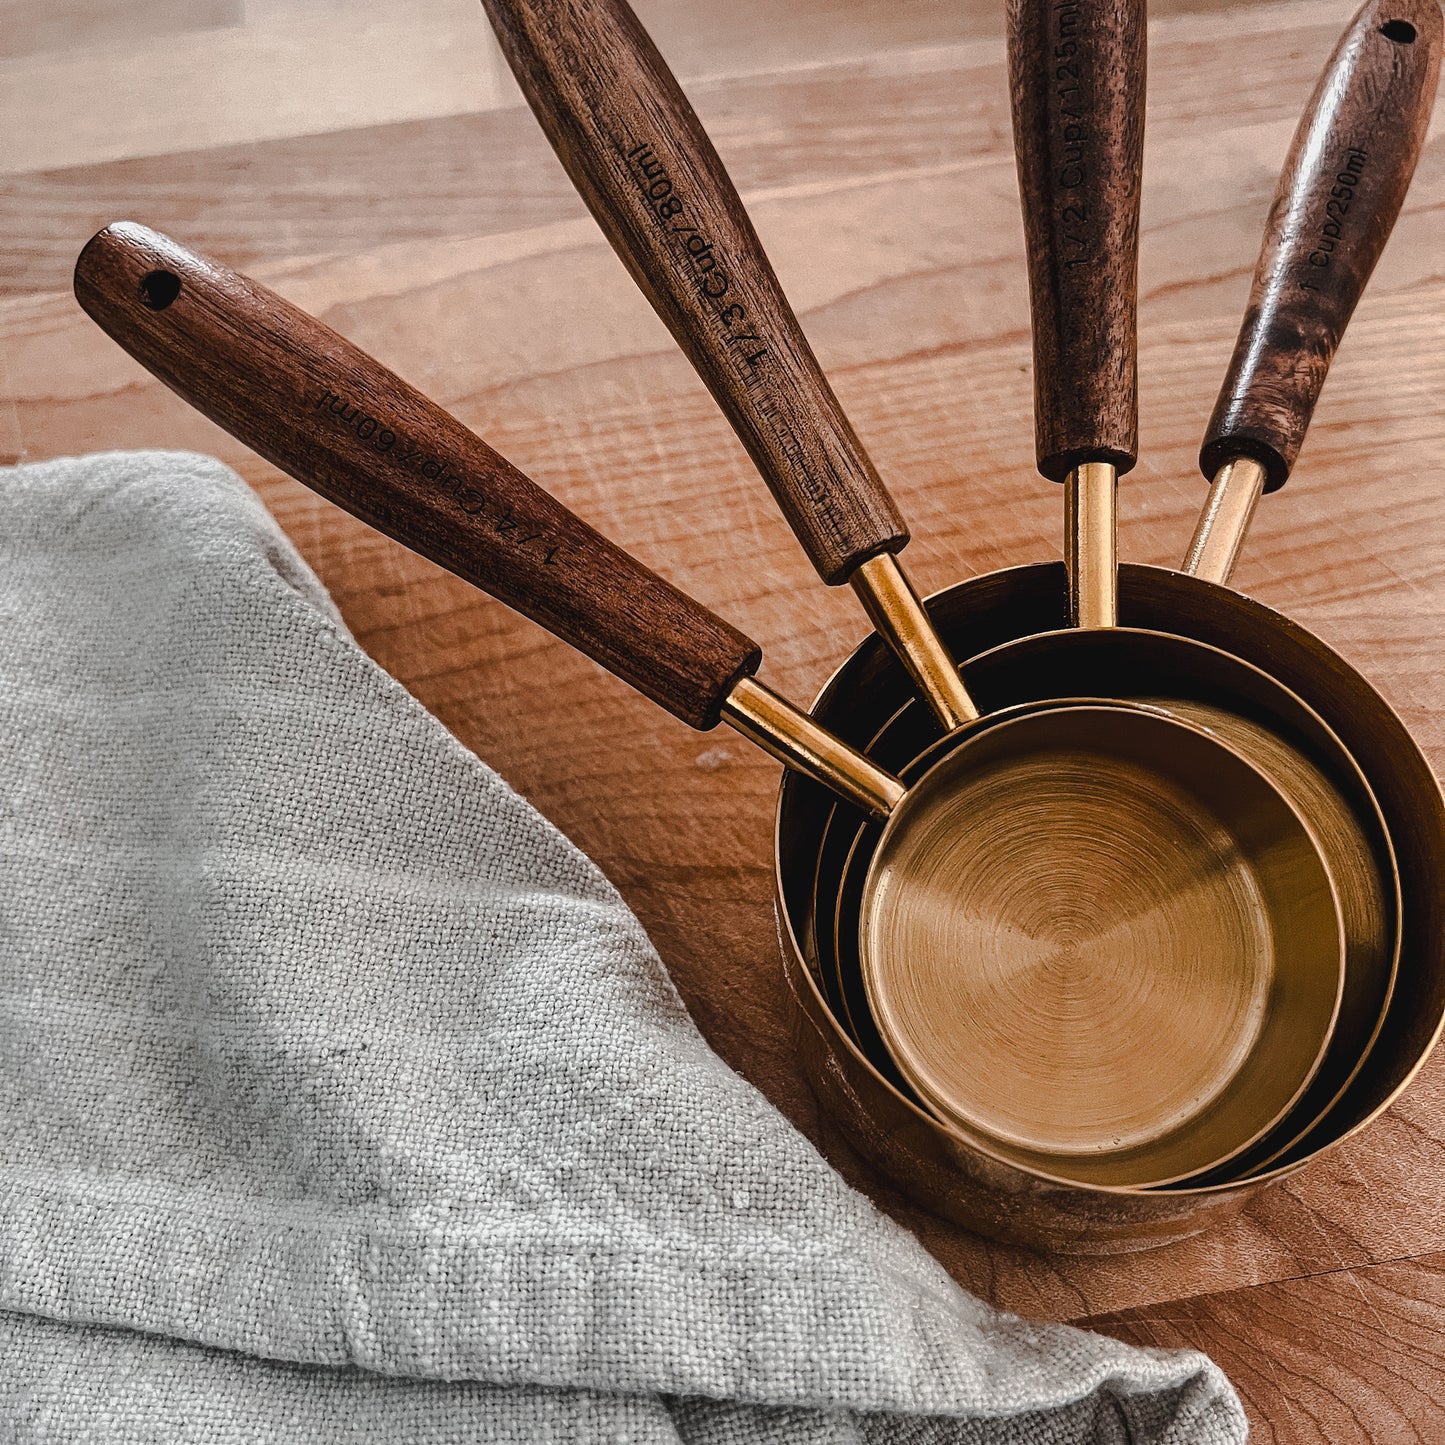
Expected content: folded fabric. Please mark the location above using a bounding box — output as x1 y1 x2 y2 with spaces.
0 451 1247 1443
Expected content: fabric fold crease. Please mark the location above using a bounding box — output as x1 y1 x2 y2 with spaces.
0 451 1245 1442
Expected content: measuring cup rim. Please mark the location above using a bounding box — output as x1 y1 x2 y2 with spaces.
771 571 1429 1195
856 607 1405 1179
846 697 1347 1186
820 614 1400 1080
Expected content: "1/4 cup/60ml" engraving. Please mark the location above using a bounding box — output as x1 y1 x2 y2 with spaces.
313 387 561 563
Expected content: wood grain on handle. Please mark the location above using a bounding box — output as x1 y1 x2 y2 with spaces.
1007 0 1145 483
73 223 761 729
480 0 906 586
1200 0 1441 490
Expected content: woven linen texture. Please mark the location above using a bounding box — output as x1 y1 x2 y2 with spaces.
0 452 1246 1443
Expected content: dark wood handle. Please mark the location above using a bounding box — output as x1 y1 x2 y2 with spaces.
1200 0 1441 489
480 0 907 586
73 223 760 729
1007 0 1145 482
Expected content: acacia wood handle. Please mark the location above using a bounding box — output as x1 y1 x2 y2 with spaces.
1200 0 1441 489
480 0 906 586
73 223 760 730
1007 0 1145 482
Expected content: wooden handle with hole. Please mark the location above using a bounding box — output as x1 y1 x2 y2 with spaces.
1200 0 1441 489
73 222 760 729
480 0 907 586
1008 0 1145 482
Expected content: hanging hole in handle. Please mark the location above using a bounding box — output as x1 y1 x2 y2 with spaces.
1380 19 1417 42
138 269 182 310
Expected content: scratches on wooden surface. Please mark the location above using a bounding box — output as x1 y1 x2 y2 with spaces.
3 0 1443 1436
1090 1251 1445 1442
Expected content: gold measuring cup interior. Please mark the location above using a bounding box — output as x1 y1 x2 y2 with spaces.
1142 696 1397 1179
854 700 1345 1187
818 627 1397 1182
780 567 1418 1197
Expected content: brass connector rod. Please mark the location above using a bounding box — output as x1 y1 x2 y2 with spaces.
1065 461 1118 629
849 553 979 729
1182 457 1268 586
720 675 906 820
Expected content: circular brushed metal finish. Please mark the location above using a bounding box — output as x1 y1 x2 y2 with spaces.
1150 697 1396 1175
771 563 1438 1248
857 703 1344 1186
823 631 1396 1180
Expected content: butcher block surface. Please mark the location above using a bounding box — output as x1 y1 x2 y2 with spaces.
2 0 1444 1437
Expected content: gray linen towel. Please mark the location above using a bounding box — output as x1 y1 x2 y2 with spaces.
0 451 1247 1443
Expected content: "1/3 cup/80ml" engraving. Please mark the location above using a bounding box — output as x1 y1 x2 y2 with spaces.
313 387 561 564
624 141 770 373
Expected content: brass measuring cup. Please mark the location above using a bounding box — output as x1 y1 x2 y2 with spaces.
819 633 1396 1184
786 0 1442 1238
784 573 1439 1244
482 0 1375 1184
481 0 1392 1186
75 225 1349 1196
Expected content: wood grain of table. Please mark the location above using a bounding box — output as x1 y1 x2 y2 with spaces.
3 1 1444 1437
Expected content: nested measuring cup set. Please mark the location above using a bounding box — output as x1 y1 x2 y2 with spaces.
74 0 1445 1249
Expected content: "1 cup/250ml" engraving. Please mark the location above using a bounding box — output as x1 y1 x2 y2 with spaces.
1302 147 1367 290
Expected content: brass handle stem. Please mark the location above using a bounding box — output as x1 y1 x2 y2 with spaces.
1182 457 1267 585
721 675 906 820
850 553 979 728
1064 461 1118 629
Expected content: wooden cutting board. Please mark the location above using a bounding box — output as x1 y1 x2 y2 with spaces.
3 0 1443 1435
